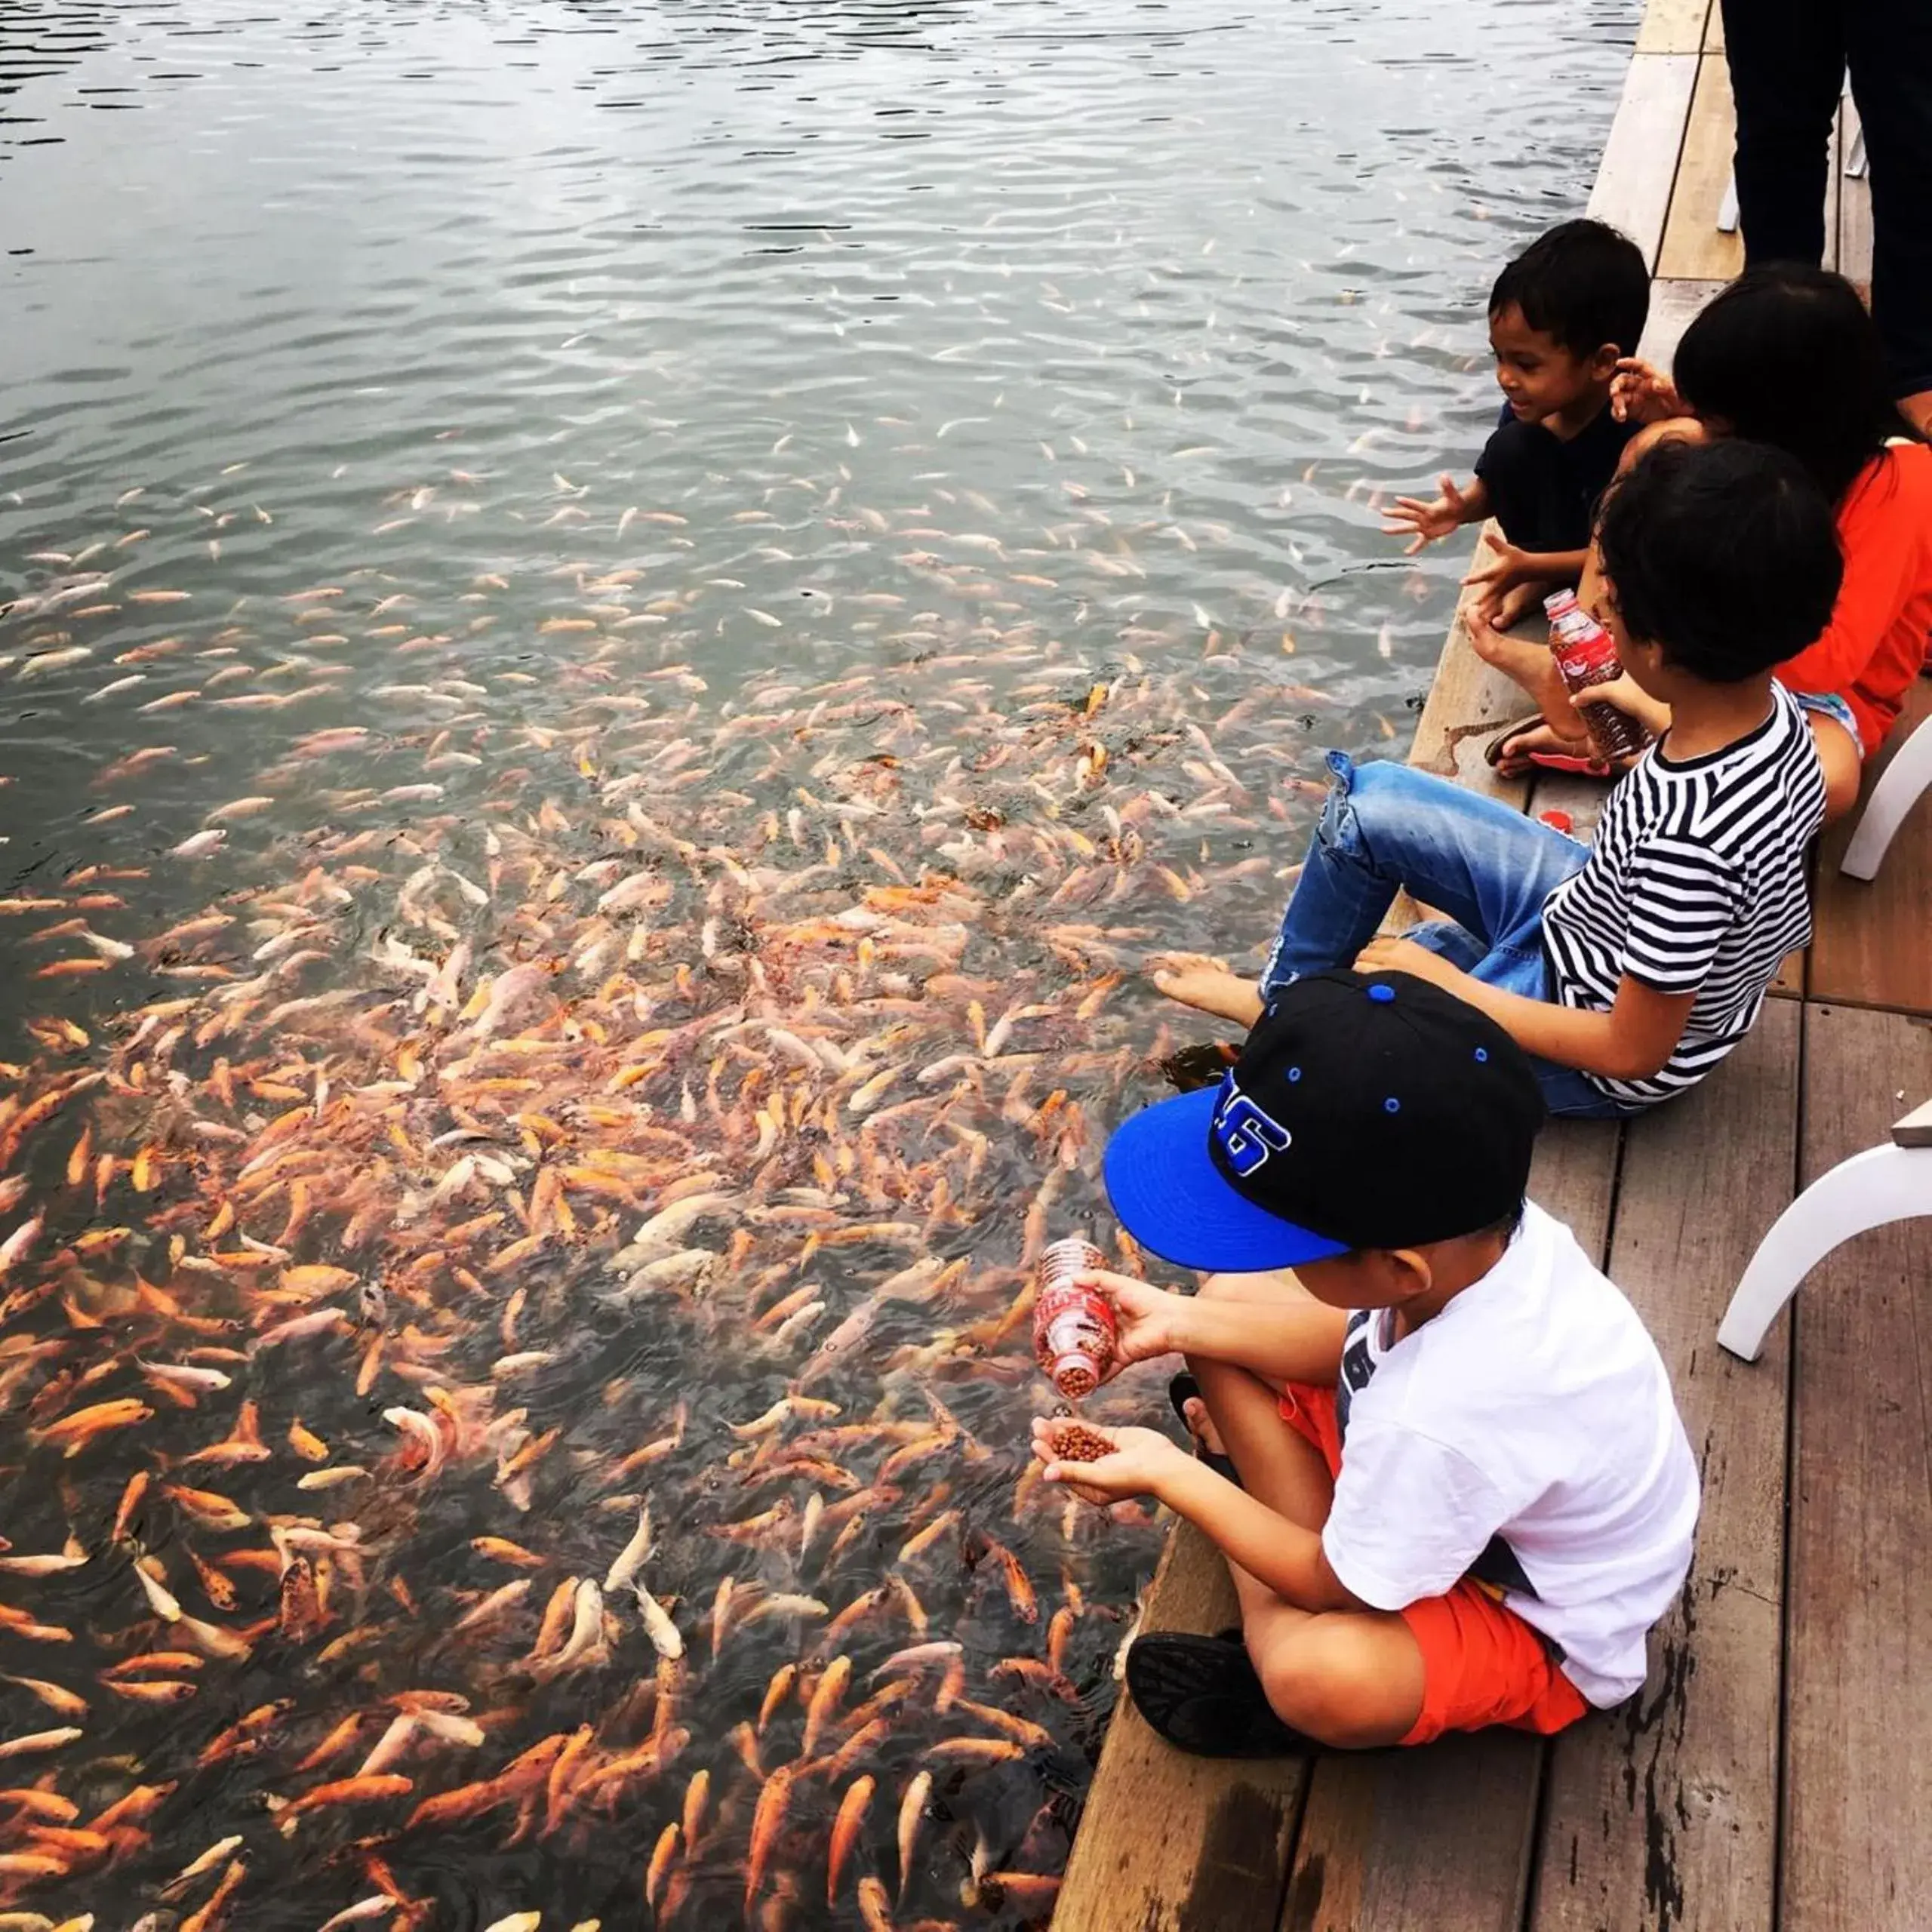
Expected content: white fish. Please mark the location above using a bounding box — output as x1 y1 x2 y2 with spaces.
0 1550 88 1577
626 1191 736 1262
138 1360 232 1392
168 829 226 860
17 646 92 680
632 1583 685 1660
0 1726 84 1762
603 1506 654 1592
537 1579 605 1675
0 1217 43 1275
167 1835 245 1890
254 1306 349 1349
317 1899 400 1930
134 1563 182 1623
296 1466 368 1491
85 673 148 701
383 1406 447 1478
595 872 663 916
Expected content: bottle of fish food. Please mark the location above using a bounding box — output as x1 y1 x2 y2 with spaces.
1543 589 1654 761
1032 1238 1116 1401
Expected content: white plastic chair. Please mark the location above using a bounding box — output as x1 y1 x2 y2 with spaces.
1840 709 1932 880
1717 1100 1932 1361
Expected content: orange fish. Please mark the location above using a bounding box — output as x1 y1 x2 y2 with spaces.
179 1856 247 1932
34 1398 152 1456
827 1773 875 1906
106 1678 198 1706
276 1773 412 1830
745 1763 795 1912
801 1654 851 1758
645 1820 680 1913
198 1702 294 1768
892 1769 931 1909
165 1484 251 1533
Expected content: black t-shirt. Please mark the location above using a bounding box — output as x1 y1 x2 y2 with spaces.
1474 400 1637 554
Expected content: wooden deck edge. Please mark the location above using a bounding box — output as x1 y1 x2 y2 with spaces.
1054 20 1723 1930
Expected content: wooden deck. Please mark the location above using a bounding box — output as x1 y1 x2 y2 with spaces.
1055 7 1932 1929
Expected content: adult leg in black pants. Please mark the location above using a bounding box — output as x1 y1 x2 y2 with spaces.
1846 0 1932 419
1721 0 1932 423
1720 0 1843 269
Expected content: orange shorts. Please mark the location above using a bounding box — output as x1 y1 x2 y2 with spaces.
1278 1381 1590 1747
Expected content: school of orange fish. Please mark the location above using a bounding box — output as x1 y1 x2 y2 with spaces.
0 483 1371 1931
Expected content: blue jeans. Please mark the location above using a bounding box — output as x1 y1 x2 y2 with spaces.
1261 755 1638 1120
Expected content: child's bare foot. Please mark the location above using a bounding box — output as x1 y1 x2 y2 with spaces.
1489 718 1617 779
1169 1372 1240 1483
1180 1392 1229 1460
1473 578 1546 632
1152 964 1265 1027
1466 612 1551 688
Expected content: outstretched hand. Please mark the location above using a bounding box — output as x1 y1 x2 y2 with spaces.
1383 475 1473 553
1073 1269 1186 1381
1610 357 1686 426
1031 1417 1192 1506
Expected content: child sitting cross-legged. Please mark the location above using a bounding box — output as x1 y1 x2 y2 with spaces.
1159 436 1844 1117
1032 973 1700 1755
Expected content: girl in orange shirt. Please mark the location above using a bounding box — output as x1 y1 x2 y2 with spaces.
1487 266 1931 821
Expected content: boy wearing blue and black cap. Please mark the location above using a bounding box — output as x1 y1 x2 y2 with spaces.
1035 970 1697 1756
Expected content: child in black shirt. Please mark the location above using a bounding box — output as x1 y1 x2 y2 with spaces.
1386 220 1651 629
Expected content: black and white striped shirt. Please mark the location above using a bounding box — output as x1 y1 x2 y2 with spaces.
1542 685 1824 1105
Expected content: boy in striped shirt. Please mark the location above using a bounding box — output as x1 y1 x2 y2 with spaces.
1160 439 1843 1116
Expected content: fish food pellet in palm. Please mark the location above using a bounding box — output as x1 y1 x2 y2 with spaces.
1046 1420 1112 1463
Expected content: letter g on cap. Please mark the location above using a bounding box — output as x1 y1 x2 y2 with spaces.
1213 1088 1293 1177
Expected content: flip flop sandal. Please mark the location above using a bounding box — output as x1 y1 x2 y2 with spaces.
1158 1038 1240 1093
1126 1632 1320 1758
1484 717 1613 777
1168 1373 1240 1485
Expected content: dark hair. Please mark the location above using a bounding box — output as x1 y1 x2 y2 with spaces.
1671 265 1909 507
1596 438 1843 682
1489 219 1651 361
1334 1201 1527 1265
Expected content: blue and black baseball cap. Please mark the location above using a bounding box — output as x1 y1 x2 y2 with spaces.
1104 970 1546 1271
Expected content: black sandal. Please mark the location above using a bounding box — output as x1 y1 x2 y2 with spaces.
1126 1632 1319 1758
1168 1373 1240 1484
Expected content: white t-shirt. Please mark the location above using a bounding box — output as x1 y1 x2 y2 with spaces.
1320 1201 1699 1706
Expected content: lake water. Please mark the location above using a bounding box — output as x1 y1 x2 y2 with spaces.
0 3 1632 1927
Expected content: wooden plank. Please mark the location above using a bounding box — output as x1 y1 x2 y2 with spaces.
1054 1521 1306 1932
1781 1002 1932 1932
1822 105 1843 275
1639 277 1723 368
1839 100 1872 296
1530 1001 1799 1932
1657 55 1745 283
1807 678 1932 1018
1278 1117 1623 1932
1589 53 1700 269
1636 0 1712 57
1281 1734 1542 1932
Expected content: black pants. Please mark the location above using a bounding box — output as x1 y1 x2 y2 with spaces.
1721 0 1932 396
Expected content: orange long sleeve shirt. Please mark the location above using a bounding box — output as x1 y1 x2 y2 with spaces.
1777 442 1932 756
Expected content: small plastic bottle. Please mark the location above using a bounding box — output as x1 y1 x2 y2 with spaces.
1032 1238 1116 1401
1543 589 1654 761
